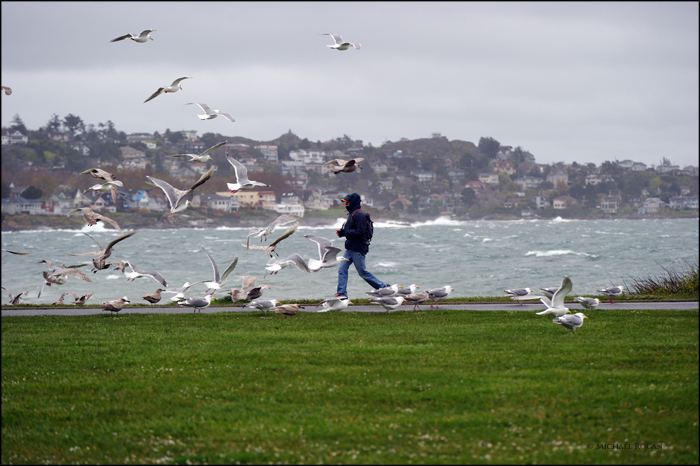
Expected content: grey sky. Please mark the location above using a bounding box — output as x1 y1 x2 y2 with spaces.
2 1 698 167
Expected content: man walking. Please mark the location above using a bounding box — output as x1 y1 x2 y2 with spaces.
335 193 388 298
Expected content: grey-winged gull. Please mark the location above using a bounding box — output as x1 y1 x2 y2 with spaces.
553 312 588 332
144 77 191 103
111 29 155 43
102 296 130 316
169 141 228 163
146 166 214 215
186 102 235 123
322 33 361 51
225 155 268 193
575 296 600 310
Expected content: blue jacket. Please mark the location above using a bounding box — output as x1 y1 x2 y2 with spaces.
338 193 371 255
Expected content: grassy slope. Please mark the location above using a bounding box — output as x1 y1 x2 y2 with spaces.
2 310 698 464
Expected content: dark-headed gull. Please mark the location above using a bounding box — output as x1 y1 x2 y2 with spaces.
322 33 361 51
2 85 12 95
186 103 235 123
111 29 155 43
144 77 191 103
536 276 573 317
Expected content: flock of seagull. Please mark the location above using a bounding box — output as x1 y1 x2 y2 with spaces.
3 28 617 333
1 27 456 317
504 278 625 332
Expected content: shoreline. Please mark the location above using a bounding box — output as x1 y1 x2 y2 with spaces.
2 211 698 232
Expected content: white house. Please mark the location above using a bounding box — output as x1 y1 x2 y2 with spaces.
638 197 665 215
255 145 279 162
478 173 500 186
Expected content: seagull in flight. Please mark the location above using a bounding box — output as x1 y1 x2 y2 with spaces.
201 252 239 292
84 180 124 205
144 77 191 103
81 167 118 183
79 230 137 272
322 33 361 51
303 235 348 271
71 207 121 230
111 29 156 43
114 260 168 287
146 166 215 214
246 214 300 248
186 103 235 123
536 276 573 317
169 141 228 163
246 223 298 258
225 155 268 193
325 158 364 174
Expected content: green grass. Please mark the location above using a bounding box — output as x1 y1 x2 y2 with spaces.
2 310 698 464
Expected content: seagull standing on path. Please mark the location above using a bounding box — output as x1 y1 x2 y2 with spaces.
427 285 453 309
177 290 215 313
322 33 361 51
111 29 156 43
370 295 405 312
598 285 624 303
536 276 573 317
575 296 600 310
102 296 130 316
318 296 350 312
186 103 235 122
144 77 191 103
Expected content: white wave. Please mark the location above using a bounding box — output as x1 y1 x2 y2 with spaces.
410 216 468 227
482 238 493 243
550 217 575 223
375 261 398 268
105 274 121 280
525 249 598 258
213 226 252 231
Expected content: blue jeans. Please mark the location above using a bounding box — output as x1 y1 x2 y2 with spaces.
336 250 387 296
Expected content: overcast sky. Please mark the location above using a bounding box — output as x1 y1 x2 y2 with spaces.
2 1 698 167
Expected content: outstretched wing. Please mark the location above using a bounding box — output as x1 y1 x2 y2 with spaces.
304 234 333 260
226 156 248 182
146 175 187 210
187 166 215 193
551 276 573 308
171 77 190 86
205 252 220 284
104 230 137 256
95 212 121 230
220 257 239 284
144 87 164 103
110 33 132 42
201 140 228 155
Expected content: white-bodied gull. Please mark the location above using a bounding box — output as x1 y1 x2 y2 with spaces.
169 141 228 163
225 155 268 193
575 296 600 310
553 312 588 332
111 29 155 43
146 166 215 215
536 276 573 317
144 77 191 103
186 102 235 122
322 33 361 51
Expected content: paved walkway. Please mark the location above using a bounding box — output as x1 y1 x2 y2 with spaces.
2 301 698 317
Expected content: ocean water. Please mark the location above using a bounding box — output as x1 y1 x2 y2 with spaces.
1 217 698 305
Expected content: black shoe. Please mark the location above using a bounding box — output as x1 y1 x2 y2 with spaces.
335 293 347 299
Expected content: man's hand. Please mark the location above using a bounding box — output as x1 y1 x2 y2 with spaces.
336 229 342 237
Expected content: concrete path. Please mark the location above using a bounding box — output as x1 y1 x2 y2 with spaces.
2 301 698 317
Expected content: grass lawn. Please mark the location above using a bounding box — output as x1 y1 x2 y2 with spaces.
2 310 698 464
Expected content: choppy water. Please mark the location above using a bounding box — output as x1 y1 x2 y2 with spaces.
1 217 698 305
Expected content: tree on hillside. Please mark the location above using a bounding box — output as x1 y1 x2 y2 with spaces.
63 114 85 137
44 113 63 137
21 185 43 199
478 137 501 159
10 114 27 134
